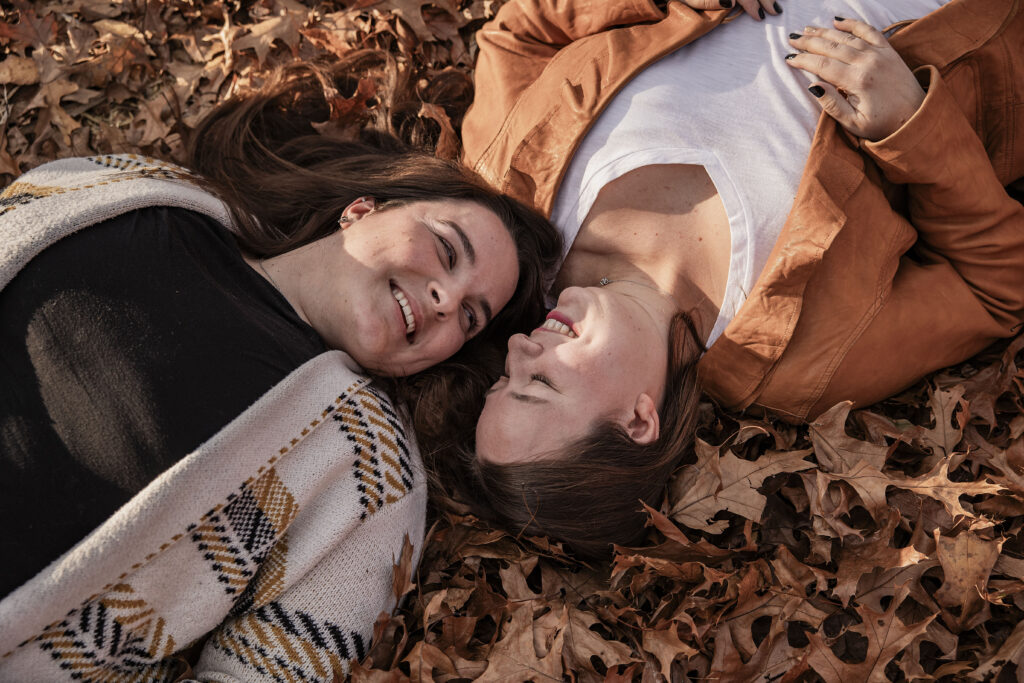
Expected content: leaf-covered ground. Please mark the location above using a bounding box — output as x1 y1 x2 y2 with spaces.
4 1 1024 680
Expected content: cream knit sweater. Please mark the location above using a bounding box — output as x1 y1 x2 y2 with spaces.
0 155 427 682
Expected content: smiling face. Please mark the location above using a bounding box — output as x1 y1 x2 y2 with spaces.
301 198 519 376
475 285 672 464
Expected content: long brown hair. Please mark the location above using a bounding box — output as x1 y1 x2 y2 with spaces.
447 313 706 559
185 54 561 349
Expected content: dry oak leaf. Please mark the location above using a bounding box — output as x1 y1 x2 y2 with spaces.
933 528 1004 631
804 585 932 683
811 401 891 473
642 624 698 680
356 0 461 44
24 80 81 146
916 385 968 465
720 591 829 661
668 442 814 533
891 459 1004 519
560 606 637 676
0 4 58 54
0 55 38 85
832 510 929 606
967 617 1024 681
233 0 310 66
476 603 562 682
940 335 1024 428
711 613 811 683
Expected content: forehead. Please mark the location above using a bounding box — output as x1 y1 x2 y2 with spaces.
476 386 586 464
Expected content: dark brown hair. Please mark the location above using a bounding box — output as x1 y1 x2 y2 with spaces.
449 313 706 559
185 54 561 354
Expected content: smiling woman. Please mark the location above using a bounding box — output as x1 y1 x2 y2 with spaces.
249 196 519 376
457 0 1024 559
0 53 560 682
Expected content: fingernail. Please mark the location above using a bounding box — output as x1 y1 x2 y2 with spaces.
808 85 825 97
758 6 765 19
789 32 801 39
773 2 782 12
834 15 845 21
785 53 797 60
719 0 732 7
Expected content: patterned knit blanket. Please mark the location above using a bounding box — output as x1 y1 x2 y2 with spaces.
0 155 427 683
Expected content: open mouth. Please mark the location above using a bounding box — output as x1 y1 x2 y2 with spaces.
391 285 417 342
537 310 578 338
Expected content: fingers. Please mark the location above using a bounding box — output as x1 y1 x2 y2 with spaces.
734 0 781 21
791 25 870 61
833 16 888 47
805 81 858 125
784 51 854 90
677 0 736 10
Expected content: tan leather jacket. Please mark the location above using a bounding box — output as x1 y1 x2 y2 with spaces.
463 0 1024 421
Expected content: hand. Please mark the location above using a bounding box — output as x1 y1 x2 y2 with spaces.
676 0 782 21
786 17 925 141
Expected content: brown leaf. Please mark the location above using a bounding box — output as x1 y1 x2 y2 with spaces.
832 510 930 606
233 0 309 65
477 604 562 682
641 624 697 679
811 401 891 473
805 585 932 683
0 56 39 85
934 528 1003 631
0 3 58 53
358 0 461 43
668 443 813 533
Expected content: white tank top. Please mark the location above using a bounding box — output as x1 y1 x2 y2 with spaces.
550 0 949 344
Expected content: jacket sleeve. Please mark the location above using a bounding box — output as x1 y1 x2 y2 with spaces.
463 0 666 164
863 66 1024 331
807 66 1024 417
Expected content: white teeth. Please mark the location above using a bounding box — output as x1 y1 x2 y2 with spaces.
392 287 415 334
541 318 577 337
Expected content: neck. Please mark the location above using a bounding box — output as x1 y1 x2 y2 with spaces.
243 249 314 324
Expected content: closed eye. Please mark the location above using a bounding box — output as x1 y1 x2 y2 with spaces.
531 373 555 389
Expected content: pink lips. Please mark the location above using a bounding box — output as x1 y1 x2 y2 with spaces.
545 310 574 327
534 309 580 337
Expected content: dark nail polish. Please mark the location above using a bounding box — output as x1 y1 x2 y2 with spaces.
773 2 782 12
785 53 797 60
834 15 845 21
789 32 801 39
719 0 732 7
808 85 825 97
758 6 765 19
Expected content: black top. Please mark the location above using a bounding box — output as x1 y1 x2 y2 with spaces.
0 207 326 596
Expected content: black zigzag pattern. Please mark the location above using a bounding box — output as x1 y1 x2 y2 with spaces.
208 600 366 682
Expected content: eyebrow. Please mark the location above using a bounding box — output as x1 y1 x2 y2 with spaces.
511 391 547 405
438 219 476 265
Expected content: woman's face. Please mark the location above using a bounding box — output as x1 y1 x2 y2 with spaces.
475 285 670 464
305 198 519 376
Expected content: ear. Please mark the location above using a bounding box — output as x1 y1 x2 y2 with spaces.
341 196 376 224
625 393 660 445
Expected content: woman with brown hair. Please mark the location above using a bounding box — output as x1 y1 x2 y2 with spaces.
463 0 1024 557
0 59 560 680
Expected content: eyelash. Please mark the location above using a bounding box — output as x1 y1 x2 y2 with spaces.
440 236 456 269
531 373 554 388
437 233 479 334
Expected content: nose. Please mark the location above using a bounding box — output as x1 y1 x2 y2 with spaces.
428 278 460 319
556 285 587 306
508 332 543 358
